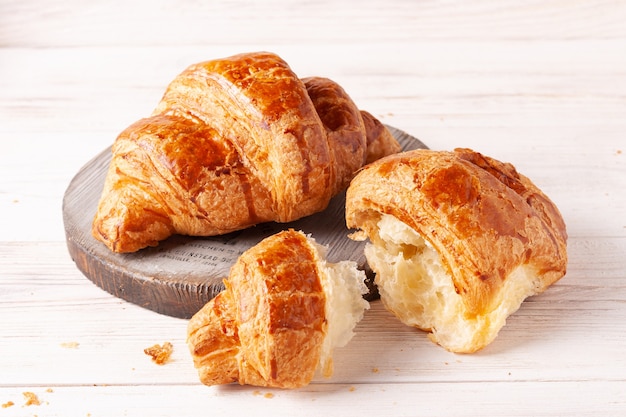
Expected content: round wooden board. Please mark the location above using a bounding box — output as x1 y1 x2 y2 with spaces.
62 126 427 319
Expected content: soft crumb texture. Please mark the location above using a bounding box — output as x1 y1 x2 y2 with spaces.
186 230 370 388
23 392 40 406
368 214 538 353
144 342 173 365
315 240 369 377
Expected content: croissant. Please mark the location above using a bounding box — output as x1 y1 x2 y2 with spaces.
345 148 568 353
186 229 369 388
91 52 401 253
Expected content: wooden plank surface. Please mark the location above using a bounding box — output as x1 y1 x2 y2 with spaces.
1 1 625 415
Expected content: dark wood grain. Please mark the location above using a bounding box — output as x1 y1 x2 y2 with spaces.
62 126 426 318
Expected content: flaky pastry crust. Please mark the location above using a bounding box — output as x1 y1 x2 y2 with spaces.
345 148 567 352
186 229 367 388
92 52 400 253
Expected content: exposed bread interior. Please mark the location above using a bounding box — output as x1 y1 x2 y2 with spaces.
346 148 567 353
364 213 543 353
187 229 369 388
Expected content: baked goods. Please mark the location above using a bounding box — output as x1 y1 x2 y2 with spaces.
186 229 369 388
22 392 40 407
345 148 568 353
144 342 173 365
92 51 401 253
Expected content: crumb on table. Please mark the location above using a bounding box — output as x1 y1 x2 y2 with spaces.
23 391 40 406
144 342 173 365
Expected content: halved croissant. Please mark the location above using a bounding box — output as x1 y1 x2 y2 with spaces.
345 148 568 353
186 229 369 388
92 52 400 253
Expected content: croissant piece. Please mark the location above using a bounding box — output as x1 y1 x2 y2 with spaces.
186 229 369 388
92 52 401 253
345 148 567 353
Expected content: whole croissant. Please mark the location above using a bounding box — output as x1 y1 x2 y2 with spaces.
92 52 400 253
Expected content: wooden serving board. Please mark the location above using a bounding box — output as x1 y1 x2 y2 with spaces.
62 126 427 319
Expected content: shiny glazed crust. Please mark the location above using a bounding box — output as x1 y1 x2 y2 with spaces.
92 52 400 253
186 229 327 389
345 148 568 350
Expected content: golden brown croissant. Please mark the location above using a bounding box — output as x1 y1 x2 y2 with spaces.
186 229 369 388
345 148 568 353
92 52 401 253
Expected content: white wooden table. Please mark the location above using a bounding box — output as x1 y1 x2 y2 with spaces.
1 1 625 415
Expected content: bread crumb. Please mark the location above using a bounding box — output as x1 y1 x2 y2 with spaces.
46 388 53 393
61 341 80 349
23 392 40 406
2 401 14 408
371 367 379 373
349 386 356 392
144 342 173 365
252 391 274 399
